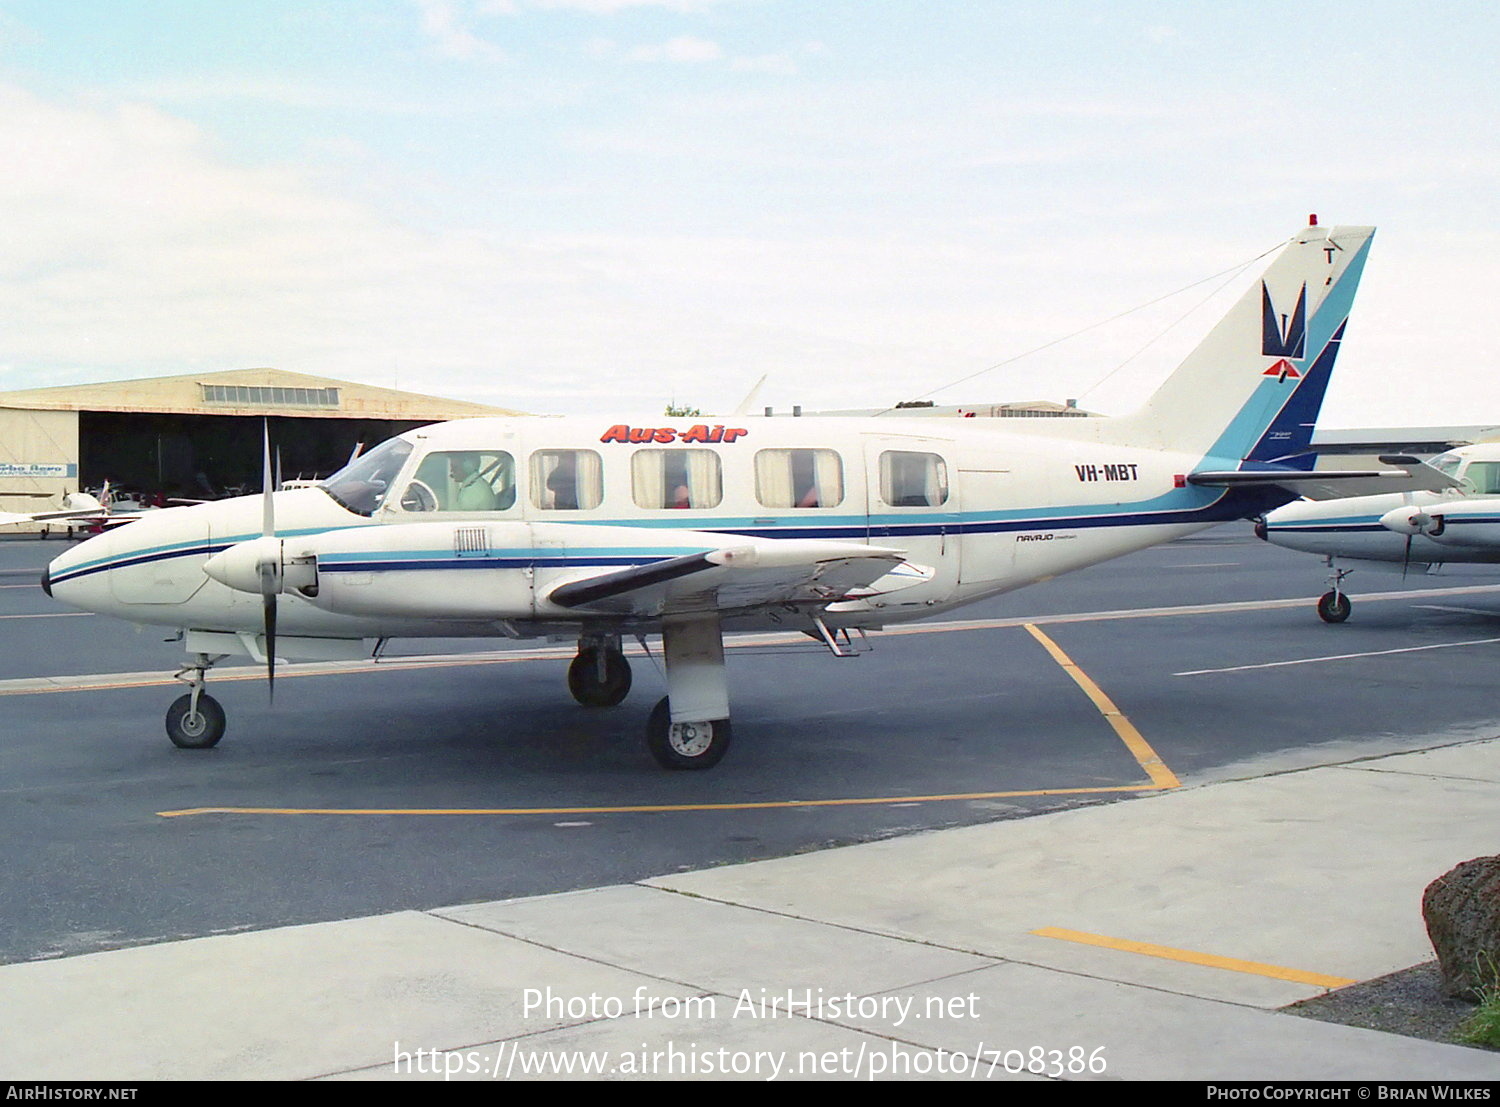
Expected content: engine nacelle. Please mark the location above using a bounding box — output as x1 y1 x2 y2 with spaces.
1378 506 1432 536
203 535 317 595
300 521 538 619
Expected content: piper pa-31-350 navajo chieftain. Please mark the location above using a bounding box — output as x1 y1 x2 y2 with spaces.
44 219 1396 769
1258 442 1500 622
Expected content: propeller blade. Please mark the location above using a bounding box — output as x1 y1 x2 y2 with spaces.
1402 532 1412 580
263 591 277 702
260 420 278 698
262 420 274 538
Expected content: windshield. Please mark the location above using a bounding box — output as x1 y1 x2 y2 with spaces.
319 437 414 516
1430 452 1463 477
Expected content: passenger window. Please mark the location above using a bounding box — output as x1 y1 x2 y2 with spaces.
531 450 603 510
399 451 516 513
632 450 723 509
879 451 948 507
754 449 843 509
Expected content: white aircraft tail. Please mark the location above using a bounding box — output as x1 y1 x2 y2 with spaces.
1098 220 1374 467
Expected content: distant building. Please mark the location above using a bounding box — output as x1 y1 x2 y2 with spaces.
0 367 520 523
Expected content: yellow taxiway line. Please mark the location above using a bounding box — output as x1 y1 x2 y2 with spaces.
1023 624 1181 789
157 621 1178 817
1030 927 1356 990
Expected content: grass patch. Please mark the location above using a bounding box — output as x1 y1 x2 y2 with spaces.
1457 953 1500 1049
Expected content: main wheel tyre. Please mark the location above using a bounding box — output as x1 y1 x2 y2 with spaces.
166 692 226 749
646 696 731 770
567 648 632 707
1316 590 1352 624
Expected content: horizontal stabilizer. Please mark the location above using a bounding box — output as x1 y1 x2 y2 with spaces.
1188 463 1458 500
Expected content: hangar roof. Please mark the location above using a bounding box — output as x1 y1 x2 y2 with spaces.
0 368 523 420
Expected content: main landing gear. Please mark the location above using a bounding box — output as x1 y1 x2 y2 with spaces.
1317 558 1353 624
648 615 732 771
566 636 632 707
166 653 228 749
566 622 732 769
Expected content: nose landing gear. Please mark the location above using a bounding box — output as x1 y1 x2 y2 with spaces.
166 653 228 749
1317 559 1353 624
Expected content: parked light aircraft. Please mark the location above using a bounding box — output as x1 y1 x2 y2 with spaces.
0 487 128 538
44 220 1396 769
1258 442 1500 621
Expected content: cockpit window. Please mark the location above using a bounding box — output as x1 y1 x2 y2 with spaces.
319 438 414 516
398 450 517 512
1462 461 1500 495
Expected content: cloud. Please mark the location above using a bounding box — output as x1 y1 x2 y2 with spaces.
624 35 723 63
489 0 728 13
412 0 505 61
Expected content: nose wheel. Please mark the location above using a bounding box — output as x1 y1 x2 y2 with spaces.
166 692 226 749
166 652 228 749
1316 590 1352 623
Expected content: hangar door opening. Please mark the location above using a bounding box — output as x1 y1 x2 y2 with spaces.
78 412 429 501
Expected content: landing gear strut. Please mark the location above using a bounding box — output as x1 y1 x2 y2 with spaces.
166 653 228 748
567 637 632 707
1317 558 1353 624
647 615 732 770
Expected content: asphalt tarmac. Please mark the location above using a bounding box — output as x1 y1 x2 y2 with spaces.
4 527 1500 971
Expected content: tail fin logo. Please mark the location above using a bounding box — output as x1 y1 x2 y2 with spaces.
1262 358 1301 383
1262 281 1307 358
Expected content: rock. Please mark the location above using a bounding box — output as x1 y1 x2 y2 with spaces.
1422 856 1500 1001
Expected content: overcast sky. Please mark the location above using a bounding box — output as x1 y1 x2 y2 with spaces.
1 1 1495 427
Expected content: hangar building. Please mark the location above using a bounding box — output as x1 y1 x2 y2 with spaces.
0 368 520 518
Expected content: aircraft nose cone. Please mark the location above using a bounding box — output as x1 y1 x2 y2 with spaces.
1252 517 1267 541
40 563 51 597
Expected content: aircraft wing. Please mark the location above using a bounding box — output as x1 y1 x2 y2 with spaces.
547 539 908 617
0 507 110 527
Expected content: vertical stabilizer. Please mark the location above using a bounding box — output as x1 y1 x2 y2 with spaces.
1105 222 1374 465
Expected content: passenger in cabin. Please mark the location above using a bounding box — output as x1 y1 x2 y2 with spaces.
669 483 691 509
546 455 579 510
792 452 821 508
451 453 498 511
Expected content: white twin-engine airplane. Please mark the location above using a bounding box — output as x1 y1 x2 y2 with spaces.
1258 442 1500 622
0 487 123 536
44 220 1391 770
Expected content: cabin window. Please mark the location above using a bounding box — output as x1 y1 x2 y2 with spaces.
879 451 949 507
631 450 722 509
754 448 843 509
1462 461 1500 495
531 449 604 510
319 437 413 517
398 450 516 512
